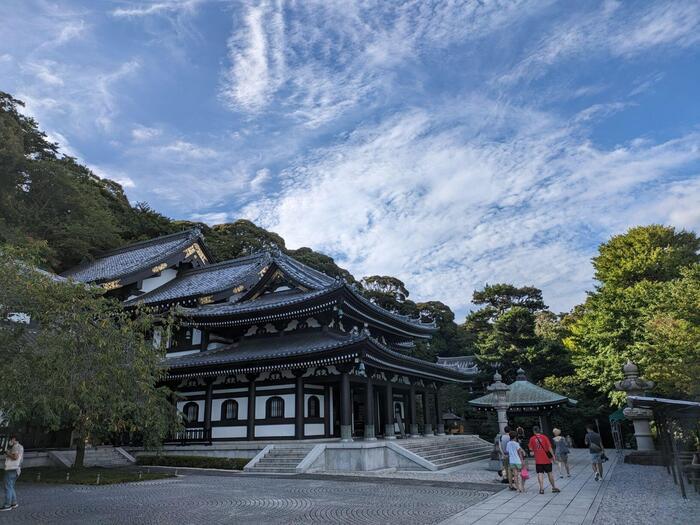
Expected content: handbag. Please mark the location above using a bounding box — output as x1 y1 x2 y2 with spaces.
521 466 530 480
536 436 553 459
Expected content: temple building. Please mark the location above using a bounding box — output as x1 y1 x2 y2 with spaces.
62 230 477 443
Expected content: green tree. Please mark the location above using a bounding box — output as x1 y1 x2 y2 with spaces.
566 225 700 404
0 251 179 467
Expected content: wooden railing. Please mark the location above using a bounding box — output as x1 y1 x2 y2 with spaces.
165 427 212 446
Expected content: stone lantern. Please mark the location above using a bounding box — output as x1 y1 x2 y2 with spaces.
615 360 655 451
487 371 510 434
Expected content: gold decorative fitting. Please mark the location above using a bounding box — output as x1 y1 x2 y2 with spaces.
258 265 269 277
198 295 214 305
184 243 208 262
101 280 121 290
151 262 168 274
233 285 245 294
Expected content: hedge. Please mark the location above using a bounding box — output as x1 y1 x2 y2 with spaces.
136 455 249 470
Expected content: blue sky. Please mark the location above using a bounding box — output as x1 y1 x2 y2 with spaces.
1 0 699 318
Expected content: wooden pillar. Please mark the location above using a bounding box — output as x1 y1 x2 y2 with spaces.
246 373 258 440
364 372 376 440
422 391 433 435
203 378 214 443
409 383 420 437
435 385 445 435
340 368 353 442
294 370 305 440
324 385 332 437
384 380 395 439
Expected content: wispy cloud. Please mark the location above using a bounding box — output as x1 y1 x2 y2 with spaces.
131 125 162 142
501 1 700 85
243 98 700 315
111 0 202 18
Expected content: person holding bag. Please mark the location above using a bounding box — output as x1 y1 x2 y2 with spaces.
584 424 605 481
506 431 527 493
528 426 560 494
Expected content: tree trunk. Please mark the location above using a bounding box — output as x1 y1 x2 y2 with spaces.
74 434 86 469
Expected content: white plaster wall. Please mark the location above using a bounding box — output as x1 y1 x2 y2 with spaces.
176 400 204 422
255 424 294 438
140 268 177 293
212 398 248 421
167 349 200 358
305 423 325 436
212 426 247 439
255 394 294 419
256 384 293 391
192 329 202 345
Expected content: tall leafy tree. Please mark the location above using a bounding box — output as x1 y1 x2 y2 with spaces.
0 250 179 467
566 225 700 404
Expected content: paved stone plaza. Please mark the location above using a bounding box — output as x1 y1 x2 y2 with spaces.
3 475 493 524
3 449 699 524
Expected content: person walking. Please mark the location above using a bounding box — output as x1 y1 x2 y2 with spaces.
528 426 560 494
584 424 605 481
552 428 571 478
500 426 515 490
506 431 527 493
1 434 23 512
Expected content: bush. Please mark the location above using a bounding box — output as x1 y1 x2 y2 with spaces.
136 455 248 470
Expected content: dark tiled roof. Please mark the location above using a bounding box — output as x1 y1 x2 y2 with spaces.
436 356 478 373
272 252 337 289
166 330 364 369
178 286 339 317
126 253 268 305
62 230 203 283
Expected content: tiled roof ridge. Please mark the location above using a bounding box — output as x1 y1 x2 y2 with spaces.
92 228 200 259
344 284 438 330
176 251 269 275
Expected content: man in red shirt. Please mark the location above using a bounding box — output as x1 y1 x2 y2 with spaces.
528 426 560 494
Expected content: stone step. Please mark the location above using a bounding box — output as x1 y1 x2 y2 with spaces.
436 453 490 470
256 459 302 466
431 451 491 465
249 466 297 473
405 445 487 456
418 447 491 461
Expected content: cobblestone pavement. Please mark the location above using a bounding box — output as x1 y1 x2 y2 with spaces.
2 475 492 524
593 458 700 525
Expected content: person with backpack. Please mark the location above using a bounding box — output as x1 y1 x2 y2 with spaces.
528 426 560 494
552 428 571 478
584 424 605 481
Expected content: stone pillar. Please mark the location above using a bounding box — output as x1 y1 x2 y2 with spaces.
203 378 214 442
294 370 305 440
487 371 510 434
384 381 396 439
409 383 420 437
615 360 655 452
364 374 376 440
340 369 353 442
435 385 445 436
422 391 433 436
246 373 258 440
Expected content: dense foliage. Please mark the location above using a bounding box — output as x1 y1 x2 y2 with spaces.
0 251 179 467
136 455 249 470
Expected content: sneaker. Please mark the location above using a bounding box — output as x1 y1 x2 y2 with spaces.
552 488 561 493
594 473 600 481
0 507 12 512
10 504 18 510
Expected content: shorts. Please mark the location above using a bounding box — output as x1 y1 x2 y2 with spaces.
590 452 601 463
558 453 569 462
510 463 522 473
535 463 553 473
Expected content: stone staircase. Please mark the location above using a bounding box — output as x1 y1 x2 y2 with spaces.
245 445 314 474
400 436 492 470
49 446 135 468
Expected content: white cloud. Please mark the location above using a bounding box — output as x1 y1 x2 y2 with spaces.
112 0 202 18
501 1 700 85
221 0 285 111
23 61 64 86
157 140 217 159
189 211 230 224
243 99 700 317
131 125 162 142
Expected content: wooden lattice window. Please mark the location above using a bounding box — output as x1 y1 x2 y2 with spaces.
266 396 285 419
221 399 238 421
183 402 199 423
307 396 320 418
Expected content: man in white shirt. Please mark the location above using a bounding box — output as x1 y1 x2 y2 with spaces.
500 426 514 490
1 435 23 511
